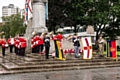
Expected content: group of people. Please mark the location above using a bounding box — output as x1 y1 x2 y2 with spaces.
31 32 50 59
0 31 106 62
0 34 27 62
31 32 64 59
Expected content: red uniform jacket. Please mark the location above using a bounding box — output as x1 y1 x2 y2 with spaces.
1 39 7 48
14 38 20 48
0 39 2 46
8 38 15 46
19 37 27 48
31 36 39 48
31 36 43 47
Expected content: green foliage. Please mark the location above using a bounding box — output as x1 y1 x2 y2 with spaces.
48 0 120 39
0 14 26 38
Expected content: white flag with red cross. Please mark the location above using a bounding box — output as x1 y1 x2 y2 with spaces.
81 37 92 59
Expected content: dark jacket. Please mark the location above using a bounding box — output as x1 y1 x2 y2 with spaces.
72 37 80 47
44 36 50 47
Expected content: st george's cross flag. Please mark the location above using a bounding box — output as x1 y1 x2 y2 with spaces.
54 40 65 60
81 37 92 59
106 40 117 59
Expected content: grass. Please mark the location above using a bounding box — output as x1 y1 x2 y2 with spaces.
104 51 120 55
93 51 120 55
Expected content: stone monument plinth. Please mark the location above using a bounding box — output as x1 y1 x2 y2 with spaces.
25 0 48 53
32 0 48 33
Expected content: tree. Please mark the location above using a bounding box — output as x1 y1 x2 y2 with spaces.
48 0 120 40
0 14 26 38
103 0 120 40
47 0 72 33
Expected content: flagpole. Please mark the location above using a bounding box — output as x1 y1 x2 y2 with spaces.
116 40 118 62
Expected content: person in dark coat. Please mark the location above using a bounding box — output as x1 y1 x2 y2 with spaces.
72 34 80 58
44 33 50 59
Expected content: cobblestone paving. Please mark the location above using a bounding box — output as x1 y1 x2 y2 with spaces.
0 67 120 80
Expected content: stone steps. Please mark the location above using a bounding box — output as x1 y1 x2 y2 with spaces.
1 60 120 70
0 53 120 74
14 58 118 66
1 64 120 75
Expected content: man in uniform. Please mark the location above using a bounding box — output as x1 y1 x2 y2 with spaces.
1 36 8 62
18 34 27 57
44 33 50 59
8 35 15 53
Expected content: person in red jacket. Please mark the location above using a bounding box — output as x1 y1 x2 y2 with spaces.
8 35 15 53
40 33 46 53
14 35 19 55
1 36 8 62
18 34 27 56
1 36 7 56
34 33 42 53
31 36 35 53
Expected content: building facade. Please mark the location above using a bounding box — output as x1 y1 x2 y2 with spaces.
2 4 21 17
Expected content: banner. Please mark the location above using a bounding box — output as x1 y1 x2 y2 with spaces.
106 40 116 59
54 40 65 60
81 37 92 59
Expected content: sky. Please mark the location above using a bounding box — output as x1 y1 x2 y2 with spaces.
0 0 25 22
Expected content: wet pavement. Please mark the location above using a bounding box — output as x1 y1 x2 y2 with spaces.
0 67 120 80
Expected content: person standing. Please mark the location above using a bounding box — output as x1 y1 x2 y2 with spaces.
72 34 80 58
34 33 41 53
1 36 8 62
8 36 14 53
98 35 106 57
14 35 20 55
18 34 27 57
44 33 50 59
40 33 46 53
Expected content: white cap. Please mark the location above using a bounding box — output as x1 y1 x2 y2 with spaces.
32 31 36 35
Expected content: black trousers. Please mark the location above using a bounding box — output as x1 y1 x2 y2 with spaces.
19 48 25 56
35 45 40 53
40 44 44 52
32 47 35 53
2 47 5 56
15 47 18 55
45 47 50 59
10 45 14 53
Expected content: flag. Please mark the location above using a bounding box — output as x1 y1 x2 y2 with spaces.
45 3 48 20
81 37 92 59
106 40 116 59
24 0 32 22
54 40 65 60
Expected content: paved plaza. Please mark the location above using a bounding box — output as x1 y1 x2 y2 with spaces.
0 67 120 80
